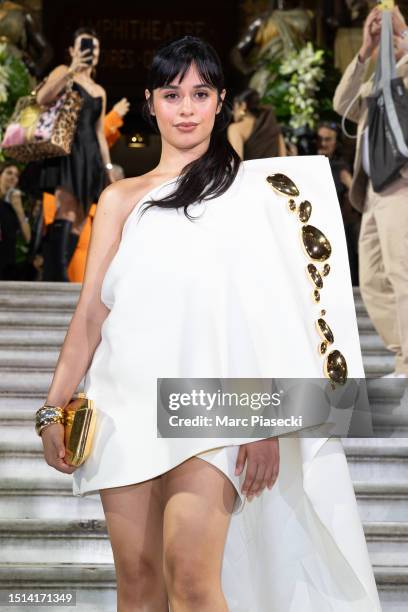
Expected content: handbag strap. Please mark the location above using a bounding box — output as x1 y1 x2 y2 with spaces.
340 91 361 139
31 76 48 97
374 10 408 157
372 10 396 93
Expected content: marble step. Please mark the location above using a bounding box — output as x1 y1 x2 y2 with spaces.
0 519 113 565
0 311 73 328
0 516 406 569
0 452 407 522
2 427 407 483
366 523 408 567
0 562 406 612
0 491 104 520
1 383 406 417
0 329 66 348
0 372 84 394
0 337 393 370
0 357 396 387
0 349 60 370
375 566 408 612
354 482 408 522
0 563 116 612
343 442 408 482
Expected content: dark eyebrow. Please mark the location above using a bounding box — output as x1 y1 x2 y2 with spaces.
158 83 214 90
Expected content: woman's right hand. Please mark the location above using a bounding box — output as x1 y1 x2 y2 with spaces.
69 48 93 75
40 423 78 474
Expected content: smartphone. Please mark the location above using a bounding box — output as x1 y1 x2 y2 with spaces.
377 0 395 10
79 37 94 65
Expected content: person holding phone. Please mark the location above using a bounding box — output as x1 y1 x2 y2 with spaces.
34 27 114 281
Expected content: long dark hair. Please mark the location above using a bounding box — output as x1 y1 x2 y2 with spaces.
140 35 241 221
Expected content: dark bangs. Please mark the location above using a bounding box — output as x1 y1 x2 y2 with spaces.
141 36 240 221
147 38 223 93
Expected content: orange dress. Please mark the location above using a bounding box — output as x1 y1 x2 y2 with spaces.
42 109 124 282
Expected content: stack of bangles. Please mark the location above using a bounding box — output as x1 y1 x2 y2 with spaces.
35 405 65 437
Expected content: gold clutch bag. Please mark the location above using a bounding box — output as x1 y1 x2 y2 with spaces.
64 393 97 467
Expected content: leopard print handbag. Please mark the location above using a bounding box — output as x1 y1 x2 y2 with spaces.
1 78 83 164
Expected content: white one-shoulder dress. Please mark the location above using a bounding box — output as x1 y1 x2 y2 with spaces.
72 156 381 611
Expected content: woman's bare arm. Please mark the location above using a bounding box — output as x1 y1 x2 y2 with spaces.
39 176 152 474
278 133 287 157
44 183 130 408
36 65 72 106
227 123 244 159
36 48 91 106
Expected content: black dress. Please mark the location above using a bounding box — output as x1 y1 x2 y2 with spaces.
38 82 107 215
0 196 20 280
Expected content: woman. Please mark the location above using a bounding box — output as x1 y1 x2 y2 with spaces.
35 26 114 282
36 37 380 611
0 162 31 279
228 88 287 159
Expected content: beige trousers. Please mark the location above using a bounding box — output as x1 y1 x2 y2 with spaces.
358 176 408 375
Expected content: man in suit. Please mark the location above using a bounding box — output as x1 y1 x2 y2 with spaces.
333 4 408 378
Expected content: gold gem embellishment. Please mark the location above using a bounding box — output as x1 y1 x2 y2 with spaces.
298 200 312 223
267 172 348 387
307 264 323 290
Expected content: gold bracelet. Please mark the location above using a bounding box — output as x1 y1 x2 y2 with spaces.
35 406 65 436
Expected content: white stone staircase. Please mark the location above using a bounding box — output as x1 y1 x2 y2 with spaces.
0 281 407 611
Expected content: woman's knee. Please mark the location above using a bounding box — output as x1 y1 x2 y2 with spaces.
164 546 219 605
116 553 161 601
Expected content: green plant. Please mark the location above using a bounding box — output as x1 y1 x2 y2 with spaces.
262 43 341 133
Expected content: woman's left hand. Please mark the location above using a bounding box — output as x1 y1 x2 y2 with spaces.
235 438 280 501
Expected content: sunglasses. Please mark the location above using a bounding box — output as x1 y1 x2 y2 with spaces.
266 173 348 389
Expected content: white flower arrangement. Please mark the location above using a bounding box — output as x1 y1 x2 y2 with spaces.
279 43 325 131
0 44 10 104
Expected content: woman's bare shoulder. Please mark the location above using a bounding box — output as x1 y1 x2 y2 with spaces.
94 174 163 229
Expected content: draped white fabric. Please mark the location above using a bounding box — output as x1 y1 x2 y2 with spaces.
72 157 381 611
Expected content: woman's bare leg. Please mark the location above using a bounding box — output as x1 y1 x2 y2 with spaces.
54 187 86 234
100 477 169 612
161 456 237 612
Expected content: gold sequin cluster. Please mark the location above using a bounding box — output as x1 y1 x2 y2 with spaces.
266 173 348 388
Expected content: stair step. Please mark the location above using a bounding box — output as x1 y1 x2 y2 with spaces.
366 523 408 567
0 519 113 564
0 312 73 328
344 440 408 481
0 519 405 565
0 349 59 370
0 329 66 348
354 482 408 522
0 561 116 612
0 492 104 520
0 373 84 394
